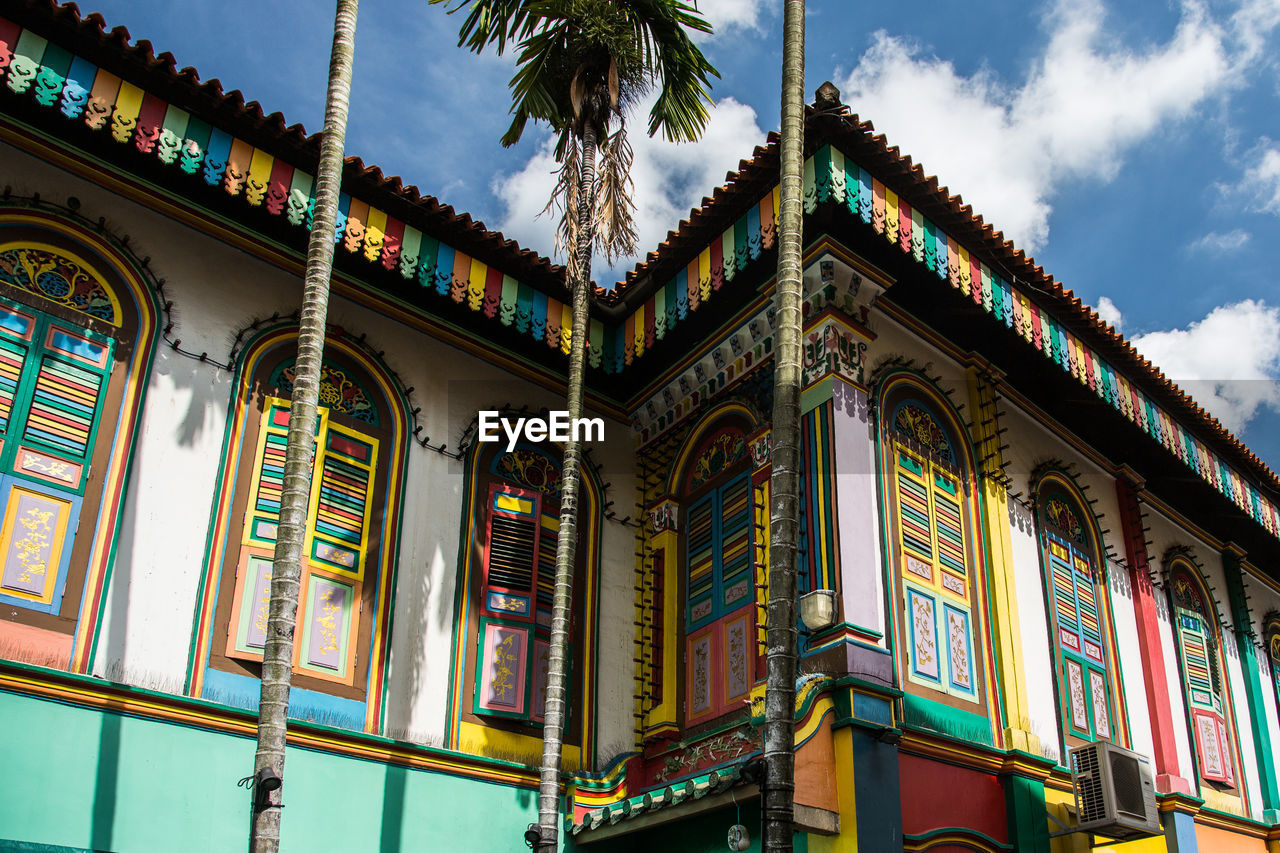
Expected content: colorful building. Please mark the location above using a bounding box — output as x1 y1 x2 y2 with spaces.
2 3 1280 851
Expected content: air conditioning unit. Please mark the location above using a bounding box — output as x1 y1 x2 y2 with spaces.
1069 740 1161 842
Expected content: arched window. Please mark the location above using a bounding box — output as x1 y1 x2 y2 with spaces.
448 436 602 761
1036 478 1116 745
1266 614 1280 726
881 382 982 706
0 210 156 673
1168 559 1235 787
679 418 756 726
191 327 406 733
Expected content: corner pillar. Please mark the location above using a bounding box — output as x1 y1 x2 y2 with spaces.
1115 473 1194 795
966 366 1039 754
1221 544 1280 821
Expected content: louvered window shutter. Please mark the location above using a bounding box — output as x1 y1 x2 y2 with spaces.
228 399 373 686
896 446 977 700
1178 608 1234 784
475 484 541 719
1047 533 1111 740
0 303 112 614
685 471 756 725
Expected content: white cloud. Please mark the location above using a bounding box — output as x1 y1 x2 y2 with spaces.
694 0 771 35
494 95 765 285
836 0 1252 253
1127 300 1280 432
1189 229 1252 252
1244 143 1280 213
1096 296 1123 330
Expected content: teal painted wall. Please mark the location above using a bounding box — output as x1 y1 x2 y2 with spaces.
0 691 543 852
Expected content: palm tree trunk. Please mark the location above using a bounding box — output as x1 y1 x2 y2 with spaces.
763 0 805 851
535 119 597 853
249 2 358 851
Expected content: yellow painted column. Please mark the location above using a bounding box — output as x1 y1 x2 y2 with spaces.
808 724 858 853
966 366 1040 754
641 503 681 736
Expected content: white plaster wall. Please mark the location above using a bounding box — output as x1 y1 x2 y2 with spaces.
0 141 639 766
995 395 1157 767
1006 493 1061 759
1106 553 1154 766
832 380 885 644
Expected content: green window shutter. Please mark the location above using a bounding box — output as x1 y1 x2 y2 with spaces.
0 303 112 616
1047 531 1111 740
1176 607 1235 785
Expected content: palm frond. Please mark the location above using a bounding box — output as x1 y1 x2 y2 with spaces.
593 123 637 263
428 0 540 54
540 135 582 274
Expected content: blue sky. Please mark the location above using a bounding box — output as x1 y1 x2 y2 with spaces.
78 0 1280 468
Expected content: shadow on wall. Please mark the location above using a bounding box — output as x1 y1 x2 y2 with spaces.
91 709 122 852
97 347 230 685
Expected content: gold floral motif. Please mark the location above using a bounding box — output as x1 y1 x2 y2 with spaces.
692 638 710 711
491 634 519 703
912 596 936 671
251 566 272 636
726 623 746 696
948 611 970 688
315 587 343 656
13 505 54 584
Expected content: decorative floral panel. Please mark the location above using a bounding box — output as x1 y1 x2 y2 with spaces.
687 429 747 491
0 483 73 606
1195 711 1226 781
907 586 940 684
476 621 529 717
296 572 357 682
724 614 751 704
1043 495 1084 543
1090 669 1111 739
530 638 550 724
493 448 561 499
688 629 713 717
227 552 273 660
1067 660 1089 733
892 402 954 465
0 246 118 324
944 603 974 695
270 359 377 426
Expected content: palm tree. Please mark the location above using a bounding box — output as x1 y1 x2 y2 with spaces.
430 2 717 850
763 0 805 851
249 2 359 851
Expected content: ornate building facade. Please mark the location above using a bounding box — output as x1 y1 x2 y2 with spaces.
1 3 1280 851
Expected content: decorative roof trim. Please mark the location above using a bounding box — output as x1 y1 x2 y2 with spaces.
0 7 598 360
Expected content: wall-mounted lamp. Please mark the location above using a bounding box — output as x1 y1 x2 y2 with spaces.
255 767 281 812
239 766 282 813
799 588 838 633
